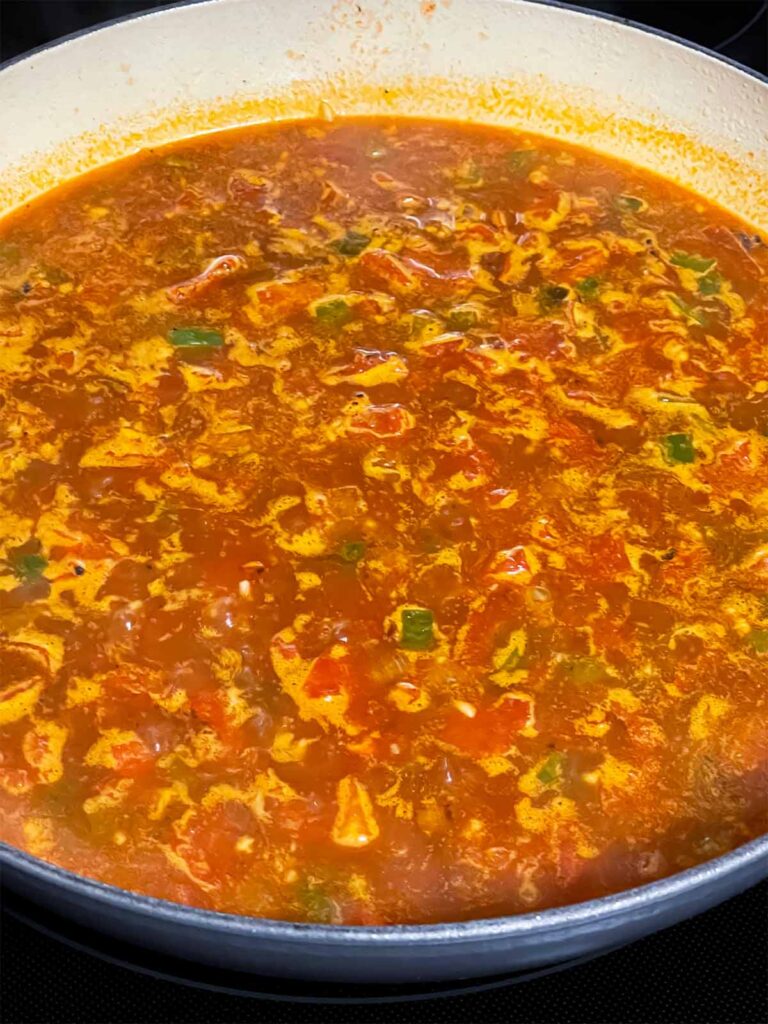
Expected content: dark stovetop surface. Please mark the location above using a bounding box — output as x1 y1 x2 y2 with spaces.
1 880 767 1023
0 3 767 1022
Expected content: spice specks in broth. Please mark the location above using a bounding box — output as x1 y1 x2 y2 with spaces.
0 118 766 925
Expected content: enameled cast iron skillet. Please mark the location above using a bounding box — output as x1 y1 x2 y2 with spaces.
0 0 766 984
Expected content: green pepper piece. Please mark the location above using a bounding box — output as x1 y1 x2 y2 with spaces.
575 276 600 300
568 657 607 686
506 149 538 174
339 541 366 563
409 310 441 339
456 160 483 187
314 298 351 327
698 271 722 296
669 295 708 326
168 327 224 348
537 751 565 785
614 194 643 212
400 608 435 651
664 432 696 464
40 265 70 286
332 231 371 257
670 252 716 273
446 306 479 331
296 878 334 923
9 552 48 583
746 628 768 653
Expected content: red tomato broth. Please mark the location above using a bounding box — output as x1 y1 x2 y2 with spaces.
0 118 766 925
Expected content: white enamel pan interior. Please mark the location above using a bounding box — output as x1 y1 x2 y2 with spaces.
1 0 767 227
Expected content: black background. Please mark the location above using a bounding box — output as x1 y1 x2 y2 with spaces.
0 3 767 1022
0 879 766 1023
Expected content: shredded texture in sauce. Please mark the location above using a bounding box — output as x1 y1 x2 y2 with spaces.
0 119 766 924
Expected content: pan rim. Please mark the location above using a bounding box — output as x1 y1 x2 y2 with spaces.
1 0 766 88
2 834 767 943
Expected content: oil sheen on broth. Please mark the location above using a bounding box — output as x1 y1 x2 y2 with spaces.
0 119 766 925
